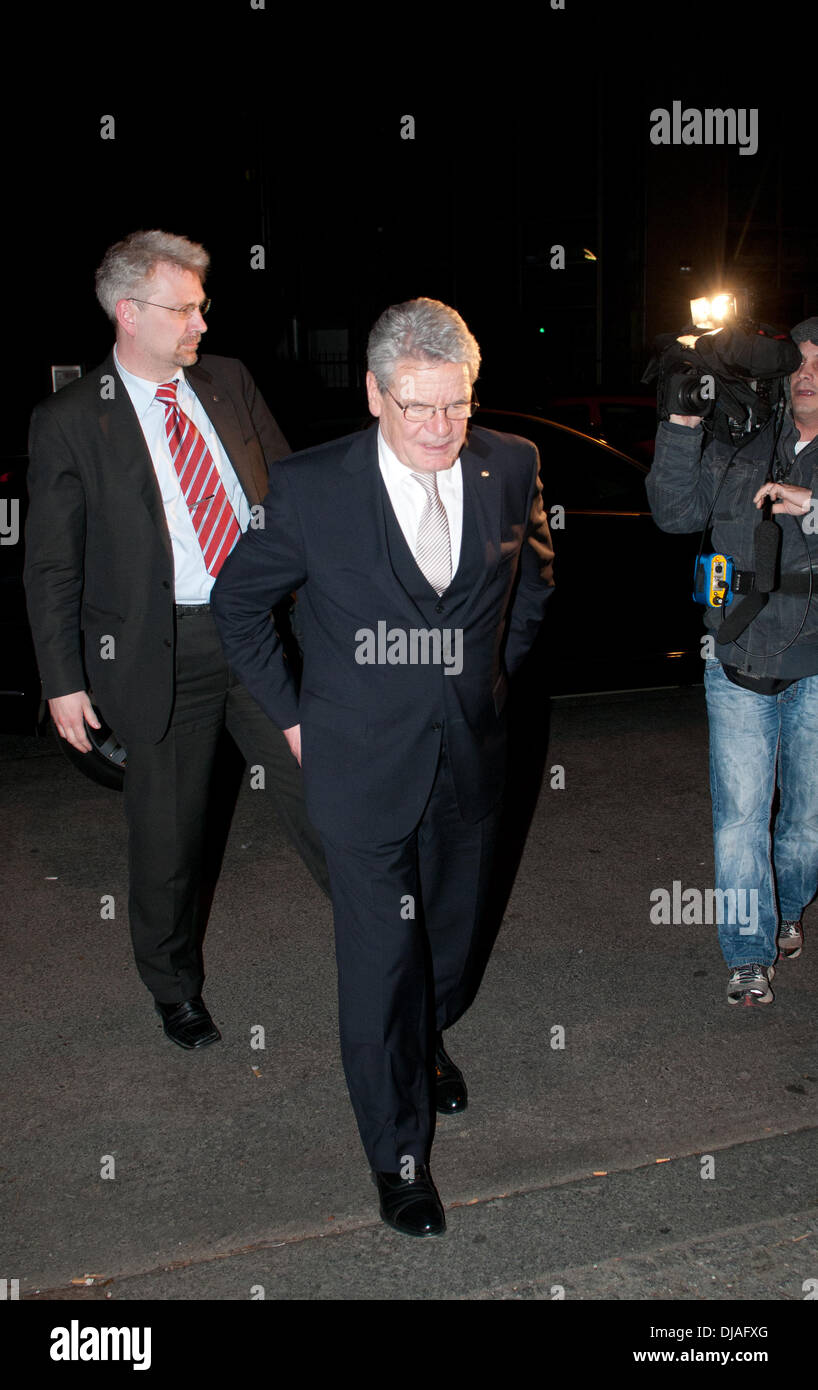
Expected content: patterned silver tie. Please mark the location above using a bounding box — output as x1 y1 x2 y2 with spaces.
412 470 452 595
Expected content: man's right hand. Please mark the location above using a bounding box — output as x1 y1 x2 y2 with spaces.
669 413 703 427
48 691 101 752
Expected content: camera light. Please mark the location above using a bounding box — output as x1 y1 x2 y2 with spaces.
690 293 737 330
690 297 711 327
711 293 735 321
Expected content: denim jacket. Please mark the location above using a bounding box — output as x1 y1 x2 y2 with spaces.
647 414 818 679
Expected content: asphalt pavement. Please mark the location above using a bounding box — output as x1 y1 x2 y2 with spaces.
2 684 816 1339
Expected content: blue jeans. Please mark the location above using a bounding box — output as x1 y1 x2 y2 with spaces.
704 659 818 967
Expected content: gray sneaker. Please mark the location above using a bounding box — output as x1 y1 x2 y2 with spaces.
777 920 804 959
727 963 775 1006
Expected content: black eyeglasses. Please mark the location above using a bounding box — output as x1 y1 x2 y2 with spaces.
129 297 211 319
385 387 479 422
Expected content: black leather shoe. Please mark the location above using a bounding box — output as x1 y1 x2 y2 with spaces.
435 1034 467 1113
373 1165 446 1236
154 996 221 1050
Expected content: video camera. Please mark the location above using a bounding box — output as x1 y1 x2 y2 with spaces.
642 293 801 445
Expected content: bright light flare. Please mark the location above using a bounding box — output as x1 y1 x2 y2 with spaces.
690 293 737 329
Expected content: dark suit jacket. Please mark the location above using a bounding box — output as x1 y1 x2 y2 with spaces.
211 424 554 841
23 352 290 744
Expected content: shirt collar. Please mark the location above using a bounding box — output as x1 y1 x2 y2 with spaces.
113 345 187 422
376 427 461 486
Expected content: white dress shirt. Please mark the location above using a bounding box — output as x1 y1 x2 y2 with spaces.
376 428 463 578
114 347 250 603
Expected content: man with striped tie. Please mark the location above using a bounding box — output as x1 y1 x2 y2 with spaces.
212 299 555 1234
24 230 329 1049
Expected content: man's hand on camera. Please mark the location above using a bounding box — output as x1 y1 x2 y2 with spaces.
669 413 703 427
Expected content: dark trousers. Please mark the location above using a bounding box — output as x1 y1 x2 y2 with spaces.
319 740 500 1172
123 607 329 1001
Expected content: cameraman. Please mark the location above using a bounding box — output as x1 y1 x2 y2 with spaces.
646 317 818 1006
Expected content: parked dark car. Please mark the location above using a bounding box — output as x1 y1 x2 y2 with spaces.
0 456 41 735
473 410 703 695
1 453 128 787
541 394 658 465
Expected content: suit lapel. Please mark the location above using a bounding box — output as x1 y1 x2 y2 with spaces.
341 427 434 619
94 354 175 571
461 428 502 568
186 362 266 504
344 426 505 620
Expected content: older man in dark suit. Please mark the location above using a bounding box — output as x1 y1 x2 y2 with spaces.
24 230 328 1050
212 298 554 1235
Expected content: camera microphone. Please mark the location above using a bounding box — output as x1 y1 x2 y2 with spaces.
717 501 782 646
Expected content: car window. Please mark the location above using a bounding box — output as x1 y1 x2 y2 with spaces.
540 428 648 510
473 413 648 511
540 404 591 433
599 403 657 448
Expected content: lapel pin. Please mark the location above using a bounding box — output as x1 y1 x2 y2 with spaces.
481 470 490 477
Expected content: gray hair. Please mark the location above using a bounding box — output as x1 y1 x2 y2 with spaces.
94 229 210 322
367 297 481 391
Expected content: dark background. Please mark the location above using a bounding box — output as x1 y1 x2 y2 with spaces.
6 6 814 453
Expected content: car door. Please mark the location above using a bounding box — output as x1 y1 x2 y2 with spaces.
474 412 702 692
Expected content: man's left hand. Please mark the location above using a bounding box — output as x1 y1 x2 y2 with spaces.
283 724 302 765
753 481 813 516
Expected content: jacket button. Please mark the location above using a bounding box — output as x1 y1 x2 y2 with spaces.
162 580 170 589
435 602 444 613
431 722 442 731
163 639 172 648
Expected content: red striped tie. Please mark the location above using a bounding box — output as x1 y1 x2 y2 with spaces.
155 380 241 578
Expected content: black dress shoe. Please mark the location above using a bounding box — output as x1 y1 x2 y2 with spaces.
373 1165 446 1236
434 1034 467 1113
154 996 221 1050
